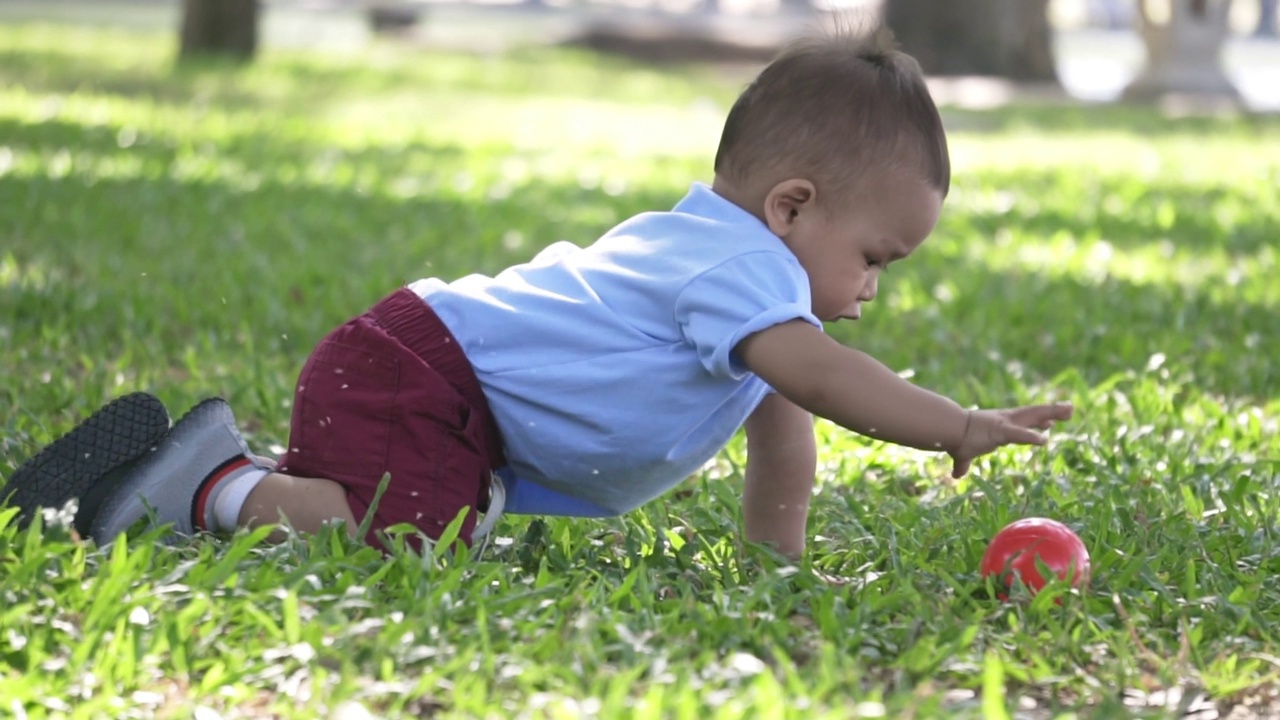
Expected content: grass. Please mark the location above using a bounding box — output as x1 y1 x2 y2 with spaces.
2 20 1279 719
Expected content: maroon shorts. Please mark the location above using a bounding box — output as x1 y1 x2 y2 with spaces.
276 288 505 549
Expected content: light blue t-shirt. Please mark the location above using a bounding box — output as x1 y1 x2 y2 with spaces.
410 183 821 516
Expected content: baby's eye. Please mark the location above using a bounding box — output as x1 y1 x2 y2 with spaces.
865 256 881 267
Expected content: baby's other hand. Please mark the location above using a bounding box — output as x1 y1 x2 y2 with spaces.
948 402 1073 478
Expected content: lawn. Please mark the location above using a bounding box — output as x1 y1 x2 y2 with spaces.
2 20 1279 720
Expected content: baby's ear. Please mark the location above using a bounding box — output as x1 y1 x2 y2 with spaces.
762 178 816 237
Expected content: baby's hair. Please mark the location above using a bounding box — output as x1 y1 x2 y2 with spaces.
713 25 950 200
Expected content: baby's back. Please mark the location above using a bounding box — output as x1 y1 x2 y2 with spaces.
411 183 818 514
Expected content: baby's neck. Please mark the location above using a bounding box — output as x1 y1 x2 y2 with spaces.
710 175 767 225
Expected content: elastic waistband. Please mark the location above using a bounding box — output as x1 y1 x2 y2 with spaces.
368 287 505 468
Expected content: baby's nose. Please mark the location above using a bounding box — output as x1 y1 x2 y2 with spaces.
858 275 879 301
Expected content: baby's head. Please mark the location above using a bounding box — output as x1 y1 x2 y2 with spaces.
712 28 950 321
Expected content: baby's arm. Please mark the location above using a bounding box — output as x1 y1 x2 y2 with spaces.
742 392 816 559
736 320 1072 477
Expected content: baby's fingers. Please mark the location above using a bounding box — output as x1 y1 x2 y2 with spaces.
1003 424 1047 446
1012 402 1074 429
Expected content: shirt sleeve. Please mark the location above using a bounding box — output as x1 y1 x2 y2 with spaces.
674 251 821 379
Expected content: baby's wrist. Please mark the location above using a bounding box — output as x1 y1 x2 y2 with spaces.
950 408 972 452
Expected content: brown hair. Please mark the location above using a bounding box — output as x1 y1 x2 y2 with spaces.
713 26 950 199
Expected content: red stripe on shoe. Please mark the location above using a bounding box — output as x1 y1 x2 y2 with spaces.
192 456 253 532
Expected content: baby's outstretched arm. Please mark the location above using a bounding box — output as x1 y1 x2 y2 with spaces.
736 321 1072 477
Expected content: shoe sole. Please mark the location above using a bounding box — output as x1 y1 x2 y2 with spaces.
3 392 170 531
91 397 251 543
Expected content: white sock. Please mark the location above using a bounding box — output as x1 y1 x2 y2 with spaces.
211 466 269 532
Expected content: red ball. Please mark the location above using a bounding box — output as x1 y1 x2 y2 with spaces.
980 518 1090 597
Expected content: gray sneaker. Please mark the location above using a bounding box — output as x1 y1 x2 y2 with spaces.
90 397 269 545
3 392 171 535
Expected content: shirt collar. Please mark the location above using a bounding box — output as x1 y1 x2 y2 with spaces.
672 182 766 229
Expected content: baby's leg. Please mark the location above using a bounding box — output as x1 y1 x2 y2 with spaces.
238 472 357 541
88 397 286 543
85 397 363 545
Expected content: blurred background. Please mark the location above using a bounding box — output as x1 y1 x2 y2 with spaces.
3 0 1276 113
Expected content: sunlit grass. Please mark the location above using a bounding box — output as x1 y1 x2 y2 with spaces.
2 21 1279 719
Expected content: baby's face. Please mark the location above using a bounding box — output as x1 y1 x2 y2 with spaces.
787 171 942 322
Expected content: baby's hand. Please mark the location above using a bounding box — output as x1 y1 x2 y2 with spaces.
948 402 1073 478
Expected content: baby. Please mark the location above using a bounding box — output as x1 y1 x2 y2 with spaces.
6 28 1072 558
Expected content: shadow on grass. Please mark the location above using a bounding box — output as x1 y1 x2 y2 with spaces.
9 110 1275 262
0 116 474 178
0 164 683 348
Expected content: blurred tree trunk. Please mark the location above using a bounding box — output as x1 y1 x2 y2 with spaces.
179 0 259 62
1123 0 1239 102
882 0 1058 82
